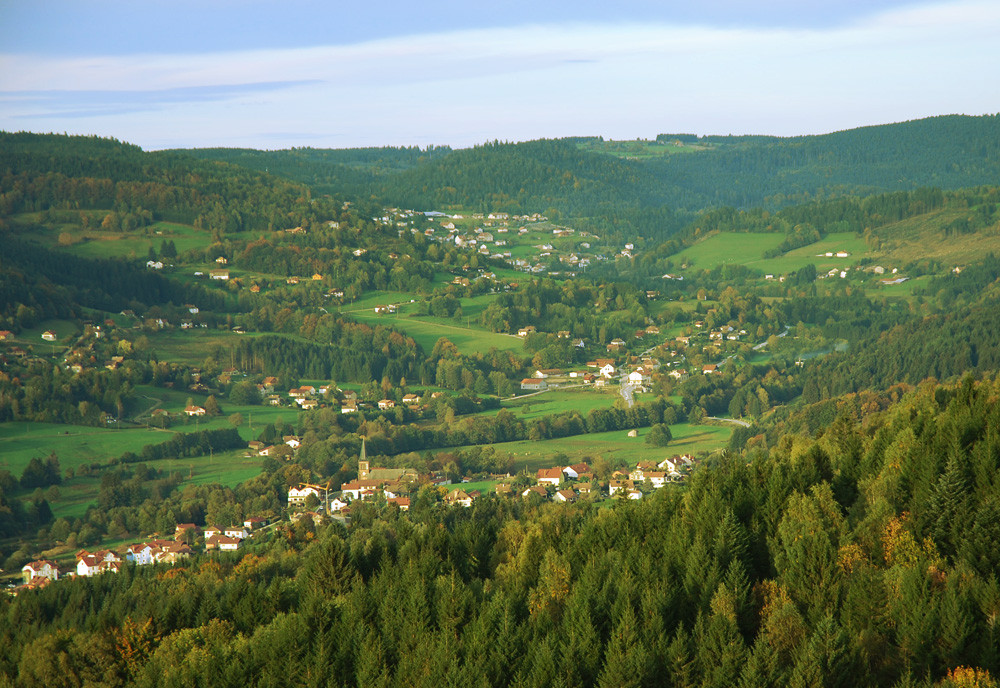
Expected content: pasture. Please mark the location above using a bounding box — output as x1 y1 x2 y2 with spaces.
461 422 732 474
349 303 522 354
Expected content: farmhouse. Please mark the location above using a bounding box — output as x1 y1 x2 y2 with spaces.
537 467 563 486
209 269 229 280
554 489 578 503
445 489 474 508
22 560 59 584
387 496 410 510
206 535 242 552
41 331 58 341
521 378 547 391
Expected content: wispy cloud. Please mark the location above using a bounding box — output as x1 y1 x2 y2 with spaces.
1 81 319 120
0 0 997 148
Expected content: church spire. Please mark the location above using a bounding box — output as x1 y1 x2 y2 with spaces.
358 437 369 479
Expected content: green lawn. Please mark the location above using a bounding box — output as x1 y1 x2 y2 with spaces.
451 479 500 494
129 384 299 441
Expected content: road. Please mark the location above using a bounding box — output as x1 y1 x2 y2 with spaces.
619 379 635 408
752 326 790 351
706 416 751 428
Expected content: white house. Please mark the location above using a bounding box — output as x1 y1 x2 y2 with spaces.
600 363 616 378
553 489 577 503
22 560 59 583
224 526 249 540
536 467 563 486
445 489 473 508
287 484 323 507
80 550 122 576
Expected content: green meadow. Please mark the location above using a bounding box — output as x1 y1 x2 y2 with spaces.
674 231 877 277
462 422 732 474
0 420 265 520
0 422 171 476
485 387 622 420
348 300 522 355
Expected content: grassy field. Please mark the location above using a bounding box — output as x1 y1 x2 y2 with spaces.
19 212 216 260
7 319 80 347
0 420 265 520
48 449 262 521
576 139 710 159
875 207 1000 266
349 304 522 354
143 328 304 366
460 422 732 474
871 275 929 298
0 422 171 476
129 384 299 440
674 232 786 271
484 387 621 420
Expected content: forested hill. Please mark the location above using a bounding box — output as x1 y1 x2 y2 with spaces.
0 132 372 233
178 145 454 199
645 114 1000 208
171 115 1000 240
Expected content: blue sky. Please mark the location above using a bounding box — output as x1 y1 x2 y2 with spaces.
1 0 997 150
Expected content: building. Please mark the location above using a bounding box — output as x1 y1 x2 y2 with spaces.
537 467 563 486
76 550 122 577
521 378 547 391
445 489 473 508
287 484 325 507
22 560 59 584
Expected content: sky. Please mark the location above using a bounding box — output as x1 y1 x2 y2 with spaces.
1 0 998 150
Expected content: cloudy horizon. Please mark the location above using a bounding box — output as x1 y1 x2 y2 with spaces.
1 0 997 150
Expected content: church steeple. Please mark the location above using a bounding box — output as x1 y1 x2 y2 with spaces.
358 437 369 479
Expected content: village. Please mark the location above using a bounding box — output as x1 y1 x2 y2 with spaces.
284 439 697 523
14 516 271 594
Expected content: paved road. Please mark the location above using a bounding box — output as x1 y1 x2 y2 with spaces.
752 326 790 351
706 416 751 428
620 379 635 408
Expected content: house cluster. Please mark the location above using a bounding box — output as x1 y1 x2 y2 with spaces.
609 455 695 498
249 434 303 460
494 455 696 505
494 462 596 504
287 442 427 517
201 519 267 551
13 517 273 593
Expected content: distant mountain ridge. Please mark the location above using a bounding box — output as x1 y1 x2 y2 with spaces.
176 114 1000 239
